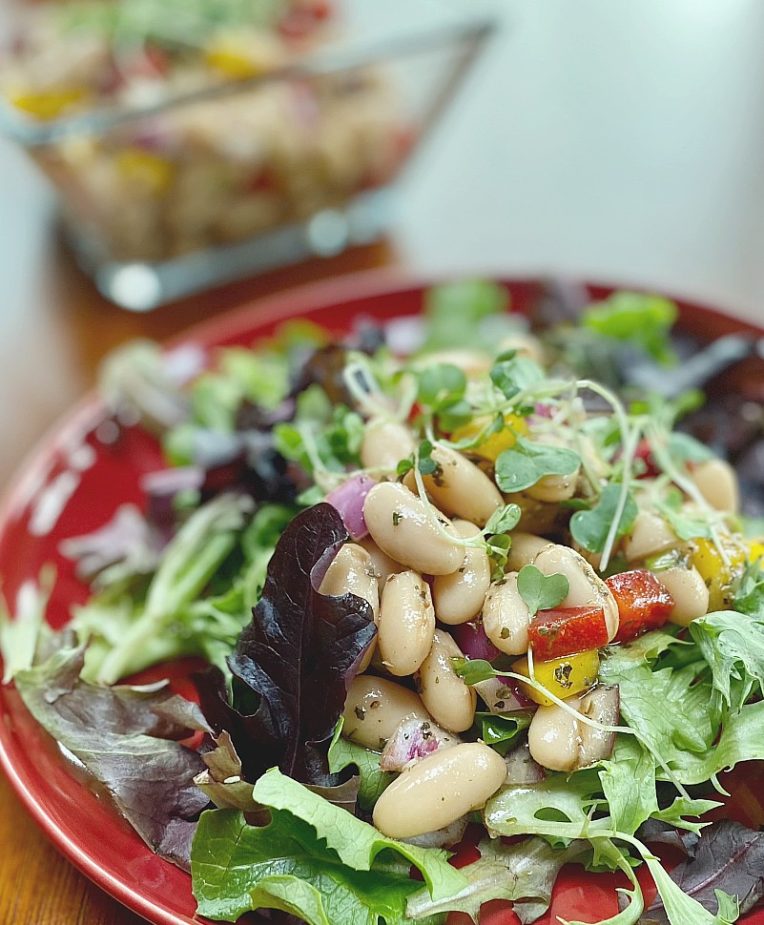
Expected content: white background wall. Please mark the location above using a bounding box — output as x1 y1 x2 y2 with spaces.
398 0 764 324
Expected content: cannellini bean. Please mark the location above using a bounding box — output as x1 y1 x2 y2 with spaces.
508 493 565 535
527 698 582 772
433 520 491 625
416 446 503 527
378 571 436 676
658 565 710 626
363 482 463 576
526 471 579 504
623 511 678 562
417 630 477 733
361 418 416 472
506 532 552 572
319 543 380 622
342 676 429 750
498 332 544 364
372 742 506 838
482 572 532 655
416 349 492 378
357 537 406 583
691 459 740 514
532 545 619 641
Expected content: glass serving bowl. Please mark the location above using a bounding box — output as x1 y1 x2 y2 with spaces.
0 0 495 311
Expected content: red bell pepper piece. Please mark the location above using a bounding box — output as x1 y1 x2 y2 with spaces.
528 605 609 661
606 568 674 643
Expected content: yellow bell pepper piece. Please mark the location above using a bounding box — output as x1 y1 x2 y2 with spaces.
511 649 600 707
115 149 174 193
748 540 764 564
452 414 528 462
691 537 746 611
9 87 87 120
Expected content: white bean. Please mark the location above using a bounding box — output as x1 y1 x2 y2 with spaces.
319 543 380 623
482 572 532 655
433 520 491 625
363 482 463 576
361 418 416 472
527 698 582 772
526 471 579 504
372 742 506 838
506 533 552 572
378 571 436 676
417 629 476 733
357 537 406 583
658 565 710 626
498 332 544 364
415 349 492 378
418 447 503 527
623 511 678 562
342 676 428 750
691 459 740 514
532 545 619 641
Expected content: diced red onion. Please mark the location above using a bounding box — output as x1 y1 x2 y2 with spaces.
326 475 376 540
504 743 545 785
379 717 459 772
451 620 500 662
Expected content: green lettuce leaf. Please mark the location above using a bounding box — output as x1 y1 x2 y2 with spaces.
599 736 658 837
581 291 678 365
191 768 466 924
407 837 587 924
689 610 764 712
327 721 394 811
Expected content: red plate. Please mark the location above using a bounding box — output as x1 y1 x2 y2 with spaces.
0 272 762 925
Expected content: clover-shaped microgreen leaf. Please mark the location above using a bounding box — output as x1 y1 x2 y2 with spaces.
516 565 569 617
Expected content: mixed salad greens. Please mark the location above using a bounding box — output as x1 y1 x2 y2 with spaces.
2 281 764 925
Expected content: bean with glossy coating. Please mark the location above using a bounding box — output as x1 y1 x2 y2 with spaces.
361 418 416 472
342 676 429 750
433 520 491 625
363 482 463 575
417 629 476 733
372 742 506 838
319 543 380 622
658 565 710 626
526 470 580 504
506 532 552 572
378 571 436 676
482 572 532 655
527 697 582 772
425 446 503 527
358 536 406 583
691 459 740 514
623 511 678 562
533 544 619 641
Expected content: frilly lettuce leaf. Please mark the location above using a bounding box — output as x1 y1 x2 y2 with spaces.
406 837 588 924
13 639 211 868
191 768 466 925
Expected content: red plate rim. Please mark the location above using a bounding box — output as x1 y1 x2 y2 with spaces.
0 268 761 925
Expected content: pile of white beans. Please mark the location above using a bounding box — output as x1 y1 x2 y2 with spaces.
324 389 743 841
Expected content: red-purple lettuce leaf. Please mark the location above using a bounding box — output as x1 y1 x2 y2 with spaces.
642 820 764 923
13 640 211 868
198 503 377 786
